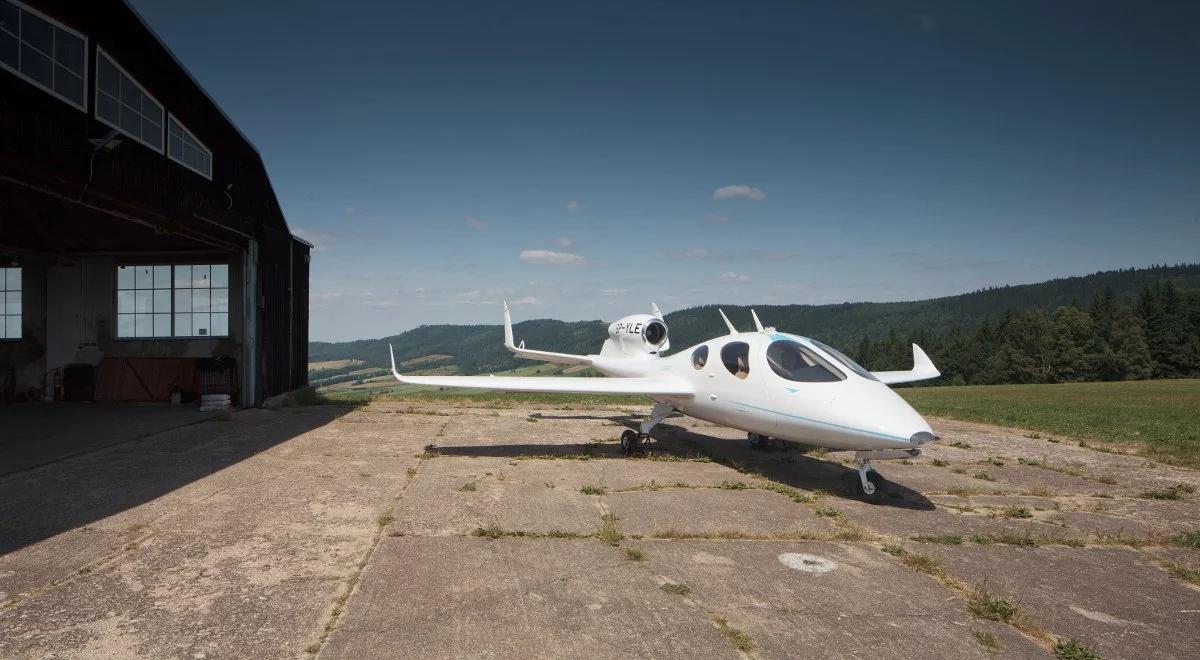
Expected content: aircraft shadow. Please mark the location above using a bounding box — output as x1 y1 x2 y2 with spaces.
436 412 934 510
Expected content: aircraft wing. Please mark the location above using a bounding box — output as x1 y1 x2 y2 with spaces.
392 373 694 397
503 301 593 366
389 344 692 396
872 343 941 385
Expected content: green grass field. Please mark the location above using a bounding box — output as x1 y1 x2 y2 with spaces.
899 379 1200 468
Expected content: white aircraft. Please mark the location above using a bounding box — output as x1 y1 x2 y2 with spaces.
390 303 941 501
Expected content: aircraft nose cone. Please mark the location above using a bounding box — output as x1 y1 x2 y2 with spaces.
854 384 934 445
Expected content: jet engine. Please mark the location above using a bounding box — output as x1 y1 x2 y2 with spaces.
601 313 670 358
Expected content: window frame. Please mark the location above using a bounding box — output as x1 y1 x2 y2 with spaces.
114 263 231 341
1 266 21 341
0 0 89 112
167 112 213 180
94 46 164 153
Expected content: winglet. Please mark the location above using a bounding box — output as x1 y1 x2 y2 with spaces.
718 308 738 335
651 302 664 318
750 309 764 332
503 300 515 348
388 343 400 380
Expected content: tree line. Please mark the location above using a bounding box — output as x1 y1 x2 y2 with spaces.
848 280 1200 385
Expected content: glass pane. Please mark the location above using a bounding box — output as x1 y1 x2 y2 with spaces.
168 116 181 138
168 133 182 160
120 102 140 137
4 315 18 339
21 10 52 54
0 293 4 313
153 289 170 313
20 43 52 86
174 289 191 314
5 294 17 316
134 265 153 289
97 55 118 96
144 121 162 150
0 269 6 289
192 265 210 288
117 289 134 313
198 152 211 177
193 313 210 337
144 99 162 126
135 313 152 337
210 313 228 337
53 66 83 105
135 289 152 313
151 265 169 289
210 288 228 313
0 3 17 36
211 265 228 288
0 317 4 340
117 265 134 289
173 264 191 288
183 143 198 169
174 313 191 336
120 72 139 108
6 267 15 290
192 289 210 312
154 313 171 337
0 30 18 71
117 313 135 337
97 91 119 124
54 29 83 75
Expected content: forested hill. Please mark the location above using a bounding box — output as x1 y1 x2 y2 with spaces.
308 264 1200 382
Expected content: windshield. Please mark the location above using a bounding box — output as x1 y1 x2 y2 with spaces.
807 339 879 382
765 340 844 383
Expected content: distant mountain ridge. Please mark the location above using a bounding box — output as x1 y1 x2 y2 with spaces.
308 264 1200 377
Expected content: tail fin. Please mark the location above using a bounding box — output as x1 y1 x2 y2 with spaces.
389 343 400 379
718 308 738 335
750 309 764 332
651 302 664 318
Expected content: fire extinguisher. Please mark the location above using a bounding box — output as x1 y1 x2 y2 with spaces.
53 368 63 402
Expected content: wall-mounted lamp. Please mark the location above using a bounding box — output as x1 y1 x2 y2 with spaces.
88 128 123 151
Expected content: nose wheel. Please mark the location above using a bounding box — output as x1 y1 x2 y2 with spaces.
855 459 885 503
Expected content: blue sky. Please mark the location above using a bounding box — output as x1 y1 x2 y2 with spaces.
129 1 1200 342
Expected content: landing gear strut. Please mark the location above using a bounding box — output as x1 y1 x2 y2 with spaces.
622 402 675 456
854 458 885 503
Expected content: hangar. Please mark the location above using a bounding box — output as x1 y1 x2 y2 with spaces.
0 0 309 408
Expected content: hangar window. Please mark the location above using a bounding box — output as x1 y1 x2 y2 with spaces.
116 264 229 339
0 0 88 111
167 114 212 180
720 341 750 379
765 340 845 383
95 47 163 152
1 266 21 340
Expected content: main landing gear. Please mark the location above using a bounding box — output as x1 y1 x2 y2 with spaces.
622 402 674 456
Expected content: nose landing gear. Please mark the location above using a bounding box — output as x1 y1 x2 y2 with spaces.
620 429 650 455
854 458 885 503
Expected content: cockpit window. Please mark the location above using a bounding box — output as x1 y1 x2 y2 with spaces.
720 342 750 379
808 339 879 382
691 345 708 369
766 340 845 383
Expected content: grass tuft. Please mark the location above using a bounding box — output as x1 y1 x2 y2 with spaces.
597 513 623 546
1003 506 1033 519
1169 530 1200 548
973 630 1002 654
1053 638 1102 660
901 552 946 577
712 616 755 653
579 484 608 495
967 585 1019 623
1137 484 1195 500
660 581 691 596
622 546 646 561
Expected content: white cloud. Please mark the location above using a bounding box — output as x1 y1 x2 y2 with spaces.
719 271 751 284
293 227 333 252
466 217 489 230
519 249 586 267
344 206 356 215
511 296 540 306
708 214 731 225
713 185 766 201
566 200 579 211
601 288 627 296
684 247 712 259
553 236 575 247
455 289 481 300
